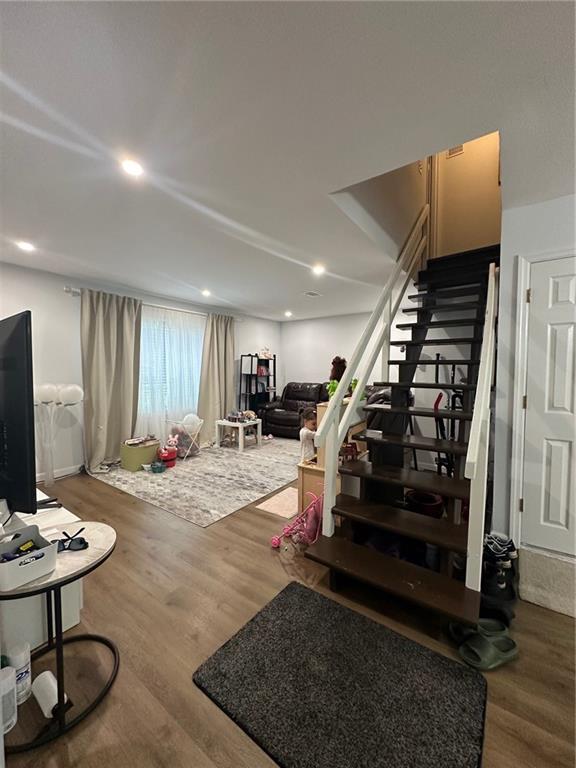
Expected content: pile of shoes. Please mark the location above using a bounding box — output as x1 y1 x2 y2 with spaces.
449 533 519 671
481 533 518 627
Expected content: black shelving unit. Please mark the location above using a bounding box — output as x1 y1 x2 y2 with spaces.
239 353 277 411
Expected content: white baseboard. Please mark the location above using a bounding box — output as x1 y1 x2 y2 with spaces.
36 465 83 483
519 546 576 617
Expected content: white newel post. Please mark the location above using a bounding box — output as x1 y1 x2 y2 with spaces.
322 420 339 536
465 417 489 591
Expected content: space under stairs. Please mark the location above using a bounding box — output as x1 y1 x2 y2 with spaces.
305 225 499 625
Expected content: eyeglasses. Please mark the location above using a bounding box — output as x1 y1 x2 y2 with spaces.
51 528 89 553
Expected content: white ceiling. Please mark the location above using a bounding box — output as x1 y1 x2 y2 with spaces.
0 2 574 320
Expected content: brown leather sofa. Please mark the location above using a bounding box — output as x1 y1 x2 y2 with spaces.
258 382 329 439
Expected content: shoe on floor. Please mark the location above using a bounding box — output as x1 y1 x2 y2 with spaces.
459 632 518 671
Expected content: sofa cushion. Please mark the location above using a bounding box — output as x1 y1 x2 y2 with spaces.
283 382 322 403
266 408 300 427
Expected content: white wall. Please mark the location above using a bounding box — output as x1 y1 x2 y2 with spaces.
0 263 280 477
331 159 427 259
281 312 371 387
493 193 576 533
0 264 84 478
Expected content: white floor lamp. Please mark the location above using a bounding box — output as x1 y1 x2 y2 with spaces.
34 384 84 486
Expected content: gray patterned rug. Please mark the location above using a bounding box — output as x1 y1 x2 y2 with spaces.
97 438 301 527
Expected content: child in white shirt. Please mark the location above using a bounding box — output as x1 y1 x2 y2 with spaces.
299 407 317 463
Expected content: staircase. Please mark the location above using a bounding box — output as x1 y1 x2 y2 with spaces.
305 213 499 625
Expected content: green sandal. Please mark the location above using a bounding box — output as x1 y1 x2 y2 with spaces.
458 632 518 671
448 618 508 645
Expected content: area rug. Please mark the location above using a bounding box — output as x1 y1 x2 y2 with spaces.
97 438 300 527
193 582 487 768
255 486 298 519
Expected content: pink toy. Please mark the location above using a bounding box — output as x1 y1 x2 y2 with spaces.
159 435 179 468
271 493 323 550
166 434 179 449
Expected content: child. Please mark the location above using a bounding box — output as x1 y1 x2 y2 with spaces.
299 407 317 463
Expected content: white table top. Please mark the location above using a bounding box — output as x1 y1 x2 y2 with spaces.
13 489 81 532
216 418 261 427
0 521 116 599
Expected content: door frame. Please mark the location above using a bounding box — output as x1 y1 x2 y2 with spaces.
509 246 576 548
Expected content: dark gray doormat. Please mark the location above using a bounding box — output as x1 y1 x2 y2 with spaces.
193 582 486 768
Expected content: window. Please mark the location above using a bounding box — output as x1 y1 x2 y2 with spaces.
135 305 205 440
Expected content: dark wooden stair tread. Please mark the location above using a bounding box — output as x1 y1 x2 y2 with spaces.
304 535 480 624
409 286 484 300
416 277 487 290
333 494 468 553
427 246 499 271
355 429 469 455
396 319 482 330
339 460 471 499
363 404 473 420
403 302 483 315
373 380 475 391
390 338 478 346
390 359 480 366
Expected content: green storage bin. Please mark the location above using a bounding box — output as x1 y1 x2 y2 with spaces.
120 440 160 472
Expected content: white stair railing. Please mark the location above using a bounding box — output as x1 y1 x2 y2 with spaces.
315 203 429 536
464 263 499 591
315 213 499 595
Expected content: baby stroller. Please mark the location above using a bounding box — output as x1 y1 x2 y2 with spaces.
271 493 323 550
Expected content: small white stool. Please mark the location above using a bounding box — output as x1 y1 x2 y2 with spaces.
215 418 262 453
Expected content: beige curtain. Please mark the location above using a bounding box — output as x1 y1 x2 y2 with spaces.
81 289 142 472
197 314 235 444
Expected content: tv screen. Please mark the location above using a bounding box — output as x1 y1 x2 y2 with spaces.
0 311 37 515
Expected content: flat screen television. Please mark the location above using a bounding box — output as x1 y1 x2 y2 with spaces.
0 310 37 517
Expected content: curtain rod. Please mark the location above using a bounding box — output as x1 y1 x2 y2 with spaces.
63 285 242 321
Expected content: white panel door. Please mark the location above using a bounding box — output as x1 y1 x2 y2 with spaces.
523 256 576 554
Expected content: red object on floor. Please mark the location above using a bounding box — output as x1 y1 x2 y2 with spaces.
158 446 178 468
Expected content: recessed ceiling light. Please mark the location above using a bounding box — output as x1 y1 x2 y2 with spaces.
120 158 144 178
284 311 293 318
312 264 326 276
201 289 211 297
15 240 36 252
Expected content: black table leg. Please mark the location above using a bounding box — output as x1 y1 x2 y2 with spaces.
46 590 54 650
53 586 66 732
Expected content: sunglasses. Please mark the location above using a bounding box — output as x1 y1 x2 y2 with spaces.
51 527 89 553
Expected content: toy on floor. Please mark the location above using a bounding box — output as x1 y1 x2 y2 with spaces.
339 442 359 462
166 413 202 458
158 437 178 468
271 493 323 550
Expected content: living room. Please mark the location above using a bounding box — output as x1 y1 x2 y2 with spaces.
0 3 575 768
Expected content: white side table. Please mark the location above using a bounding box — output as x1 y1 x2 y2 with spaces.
215 419 262 452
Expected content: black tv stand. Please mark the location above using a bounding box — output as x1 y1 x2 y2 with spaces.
37 496 62 510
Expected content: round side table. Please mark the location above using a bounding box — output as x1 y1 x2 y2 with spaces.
0 521 119 753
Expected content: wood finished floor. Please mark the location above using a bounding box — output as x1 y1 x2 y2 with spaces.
8 474 575 768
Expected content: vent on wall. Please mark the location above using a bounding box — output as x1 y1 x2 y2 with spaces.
446 145 464 159
303 290 322 298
